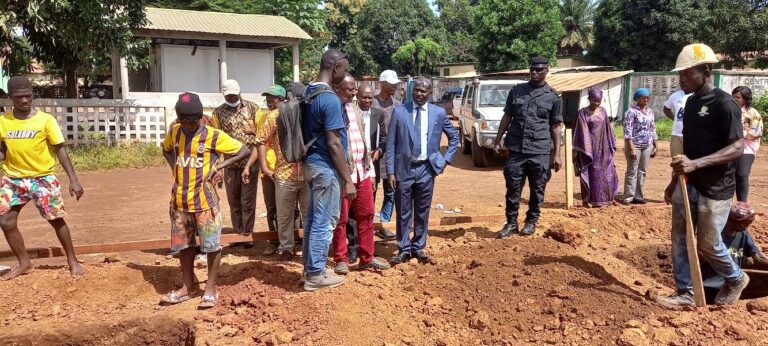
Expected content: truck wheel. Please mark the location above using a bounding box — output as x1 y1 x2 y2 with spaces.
461 125 471 155
471 130 488 168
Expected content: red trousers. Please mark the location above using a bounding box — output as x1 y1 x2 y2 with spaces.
333 177 375 264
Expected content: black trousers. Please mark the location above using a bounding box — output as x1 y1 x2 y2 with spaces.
503 152 551 225
735 153 755 202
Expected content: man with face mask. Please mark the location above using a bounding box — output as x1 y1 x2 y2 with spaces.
211 79 260 239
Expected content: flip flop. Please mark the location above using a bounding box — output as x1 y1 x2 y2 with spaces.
159 289 201 305
197 293 219 309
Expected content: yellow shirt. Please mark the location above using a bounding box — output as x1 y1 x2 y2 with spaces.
0 110 65 178
254 108 277 172
163 124 243 212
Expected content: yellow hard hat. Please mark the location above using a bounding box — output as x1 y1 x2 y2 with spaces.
672 43 719 71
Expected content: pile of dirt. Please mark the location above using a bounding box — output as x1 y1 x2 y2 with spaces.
3 204 768 345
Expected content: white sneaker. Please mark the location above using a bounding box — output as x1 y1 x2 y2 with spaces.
303 271 345 292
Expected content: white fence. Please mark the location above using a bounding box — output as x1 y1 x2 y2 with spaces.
0 99 170 146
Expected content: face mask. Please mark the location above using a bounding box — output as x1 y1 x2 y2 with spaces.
225 100 241 108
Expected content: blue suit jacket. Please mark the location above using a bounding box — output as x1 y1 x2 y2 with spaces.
385 102 459 180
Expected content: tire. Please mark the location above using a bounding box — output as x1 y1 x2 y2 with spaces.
461 123 471 154
471 130 488 167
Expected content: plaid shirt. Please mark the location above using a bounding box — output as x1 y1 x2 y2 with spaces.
211 99 259 168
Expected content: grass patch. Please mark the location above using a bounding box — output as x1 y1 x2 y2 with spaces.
614 118 673 142
65 143 165 172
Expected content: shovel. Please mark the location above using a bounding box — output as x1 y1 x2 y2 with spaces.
678 175 707 307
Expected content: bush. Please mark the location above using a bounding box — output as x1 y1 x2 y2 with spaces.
752 93 768 142
613 118 673 142
65 143 165 172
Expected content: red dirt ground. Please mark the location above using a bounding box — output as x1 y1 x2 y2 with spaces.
1 140 768 345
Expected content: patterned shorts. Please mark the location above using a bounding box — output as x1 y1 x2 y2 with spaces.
0 175 66 220
169 204 222 254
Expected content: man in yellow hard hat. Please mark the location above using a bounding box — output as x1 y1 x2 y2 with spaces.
657 43 749 309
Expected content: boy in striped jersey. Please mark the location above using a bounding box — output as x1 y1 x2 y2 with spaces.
161 92 250 308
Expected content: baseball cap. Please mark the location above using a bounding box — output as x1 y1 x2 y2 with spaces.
379 70 400 85
262 85 287 98
222 79 241 96
175 92 204 120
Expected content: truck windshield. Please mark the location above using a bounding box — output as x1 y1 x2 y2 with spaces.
478 85 512 107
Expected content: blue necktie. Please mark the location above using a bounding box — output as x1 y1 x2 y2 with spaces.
413 106 422 158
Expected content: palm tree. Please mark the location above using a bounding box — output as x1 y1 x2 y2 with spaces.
559 0 597 56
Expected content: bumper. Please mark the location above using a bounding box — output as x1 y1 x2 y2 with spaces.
477 131 501 150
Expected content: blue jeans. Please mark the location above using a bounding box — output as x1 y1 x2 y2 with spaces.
303 163 342 274
378 178 395 222
671 184 743 292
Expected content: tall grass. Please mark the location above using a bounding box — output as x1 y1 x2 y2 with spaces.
65 143 165 172
613 118 673 141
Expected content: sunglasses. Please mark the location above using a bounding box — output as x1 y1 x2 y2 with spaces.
530 67 546 73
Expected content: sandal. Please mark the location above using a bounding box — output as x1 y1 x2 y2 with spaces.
197 292 219 309
159 289 201 305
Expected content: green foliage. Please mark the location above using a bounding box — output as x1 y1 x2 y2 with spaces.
474 0 565 73
591 0 706 71
391 38 445 76
752 93 768 141
345 0 443 75
326 0 368 48
1 1 148 96
559 0 596 55
66 143 165 172
700 0 768 69
436 0 477 63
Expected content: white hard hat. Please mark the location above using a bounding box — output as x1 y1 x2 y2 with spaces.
222 79 241 96
379 70 400 84
671 43 719 72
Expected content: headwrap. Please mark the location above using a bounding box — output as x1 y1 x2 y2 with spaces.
729 201 756 229
633 88 650 101
588 87 603 100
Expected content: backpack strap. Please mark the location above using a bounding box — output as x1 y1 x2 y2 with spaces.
302 87 336 151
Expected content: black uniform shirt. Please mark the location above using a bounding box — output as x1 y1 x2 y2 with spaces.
502 82 563 154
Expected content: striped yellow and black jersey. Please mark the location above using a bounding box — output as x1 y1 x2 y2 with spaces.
163 124 242 212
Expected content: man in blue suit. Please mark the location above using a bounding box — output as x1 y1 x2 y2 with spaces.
386 78 459 264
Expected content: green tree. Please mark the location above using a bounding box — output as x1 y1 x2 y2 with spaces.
591 0 705 71
474 0 565 73
344 0 444 75
1 0 148 98
701 0 768 69
325 0 368 48
391 38 445 75
559 0 596 56
436 0 477 63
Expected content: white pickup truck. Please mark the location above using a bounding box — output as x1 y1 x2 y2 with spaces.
457 79 525 167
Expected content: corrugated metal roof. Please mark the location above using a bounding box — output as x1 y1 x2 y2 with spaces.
484 66 618 76
141 7 312 40
546 71 633 92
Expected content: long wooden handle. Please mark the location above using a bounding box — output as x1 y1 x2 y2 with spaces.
678 175 707 307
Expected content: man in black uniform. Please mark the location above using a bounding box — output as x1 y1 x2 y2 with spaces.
493 56 563 237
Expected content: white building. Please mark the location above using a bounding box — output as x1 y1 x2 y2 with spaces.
112 7 311 104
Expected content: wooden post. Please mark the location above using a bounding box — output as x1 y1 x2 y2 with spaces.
565 128 574 209
292 41 300 82
219 40 228 90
